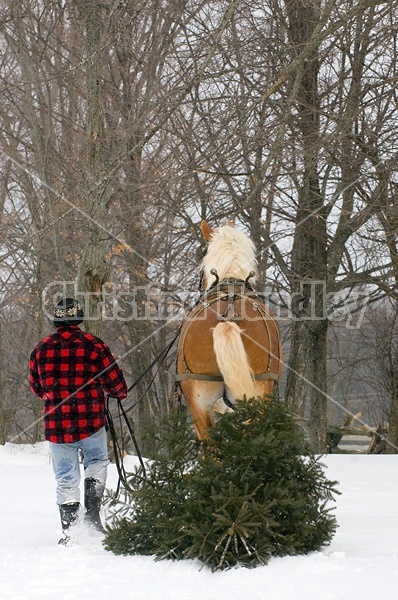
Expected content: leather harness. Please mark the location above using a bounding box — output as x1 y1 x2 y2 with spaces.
176 279 281 384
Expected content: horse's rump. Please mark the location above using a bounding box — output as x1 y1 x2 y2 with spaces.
177 293 281 385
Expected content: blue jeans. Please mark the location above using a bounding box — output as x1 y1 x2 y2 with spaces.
50 427 109 505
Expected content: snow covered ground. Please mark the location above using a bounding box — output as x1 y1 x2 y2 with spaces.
0 442 397 600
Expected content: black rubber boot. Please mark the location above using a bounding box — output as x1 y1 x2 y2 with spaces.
84 478 105 532
58 502 80 545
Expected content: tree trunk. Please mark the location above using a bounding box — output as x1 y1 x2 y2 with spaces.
386 300 398 454
77 0 108 338
387 393 398 454
284 0 328 452
0 318 6 445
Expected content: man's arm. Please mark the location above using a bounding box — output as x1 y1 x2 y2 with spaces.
29 350 44 398
98 346 128 399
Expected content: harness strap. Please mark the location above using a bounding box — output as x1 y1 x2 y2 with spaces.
200 279 256 302
178 284 282 381
175 372 280 382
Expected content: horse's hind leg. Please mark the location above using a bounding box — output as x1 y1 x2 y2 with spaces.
180 380 224 439
213 388 235 416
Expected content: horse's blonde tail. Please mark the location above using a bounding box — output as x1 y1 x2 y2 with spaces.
212 321 258 400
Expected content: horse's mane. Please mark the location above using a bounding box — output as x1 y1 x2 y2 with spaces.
201 225 257 289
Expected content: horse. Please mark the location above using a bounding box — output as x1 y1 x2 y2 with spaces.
176 220 283 439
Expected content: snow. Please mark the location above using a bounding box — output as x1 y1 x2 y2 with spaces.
0 443 397 600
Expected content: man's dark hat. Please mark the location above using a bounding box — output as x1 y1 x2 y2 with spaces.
53 297 84 327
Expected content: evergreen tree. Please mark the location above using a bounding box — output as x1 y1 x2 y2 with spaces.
104 399 339 570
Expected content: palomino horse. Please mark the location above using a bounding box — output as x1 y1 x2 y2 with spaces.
176 220 283 439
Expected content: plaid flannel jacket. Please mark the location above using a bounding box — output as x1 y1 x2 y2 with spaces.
29 326 128 443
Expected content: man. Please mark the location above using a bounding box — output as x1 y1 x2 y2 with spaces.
29 297 128 545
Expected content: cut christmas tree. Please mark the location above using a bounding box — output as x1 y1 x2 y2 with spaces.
103 398 339 571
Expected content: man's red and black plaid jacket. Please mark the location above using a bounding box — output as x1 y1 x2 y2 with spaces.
29 326 127 444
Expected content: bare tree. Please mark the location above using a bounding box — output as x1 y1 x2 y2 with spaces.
75 0 109 337
1 0 397 450
162 0 398 450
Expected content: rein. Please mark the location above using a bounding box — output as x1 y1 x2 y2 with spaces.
106 395 146 495
106 328 181 495
125 329 182 406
